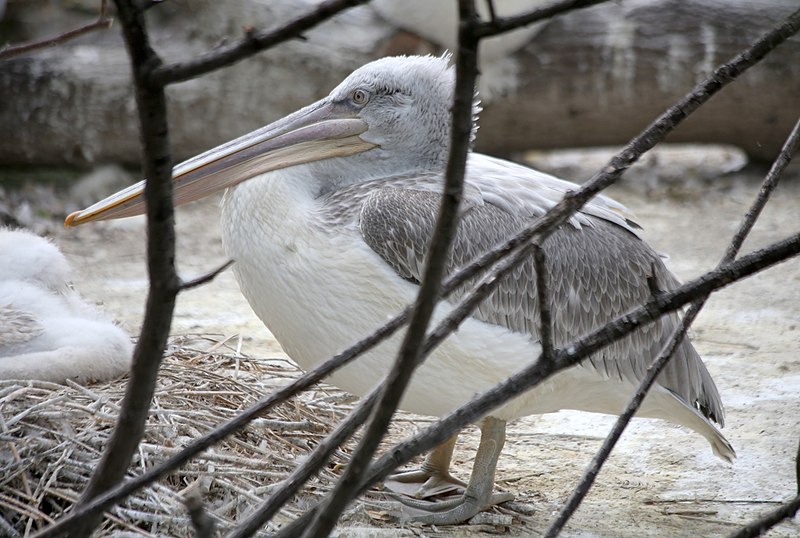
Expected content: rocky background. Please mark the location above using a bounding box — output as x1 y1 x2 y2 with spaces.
1 0 799 169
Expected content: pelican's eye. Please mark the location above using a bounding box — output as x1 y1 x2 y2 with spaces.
351 89 370 106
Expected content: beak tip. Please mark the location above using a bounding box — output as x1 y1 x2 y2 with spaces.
64 211 80 228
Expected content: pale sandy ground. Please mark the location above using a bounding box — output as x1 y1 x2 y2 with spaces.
49 151 800 537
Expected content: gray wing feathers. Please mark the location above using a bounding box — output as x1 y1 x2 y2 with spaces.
0 307 45 346
357 187 725 427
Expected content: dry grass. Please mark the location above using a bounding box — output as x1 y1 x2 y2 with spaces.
0 336 408 537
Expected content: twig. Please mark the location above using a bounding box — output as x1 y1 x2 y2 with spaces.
299 3 482 536
727 494 800 538
484 0 498 22
0 513 21 538
724 118 800 260
475 0 609 38
0 0 113 61
544 115 800 537
226 388 380 538
532 243 553 359
149 0 372 86
179 259 234 291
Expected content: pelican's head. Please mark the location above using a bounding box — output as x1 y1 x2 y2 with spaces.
65 55 463 226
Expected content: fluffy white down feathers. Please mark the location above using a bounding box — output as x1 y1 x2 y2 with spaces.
0 228 132 383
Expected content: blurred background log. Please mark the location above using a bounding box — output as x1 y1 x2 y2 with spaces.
0 0 798 168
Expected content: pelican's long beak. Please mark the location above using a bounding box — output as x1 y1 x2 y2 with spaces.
65 100 376 226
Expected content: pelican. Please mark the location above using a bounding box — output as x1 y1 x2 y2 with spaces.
0 228 132 384
66 55 734 524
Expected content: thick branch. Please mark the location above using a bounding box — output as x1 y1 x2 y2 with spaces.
150 0 371 86
34 2 378 538
70 1 179 536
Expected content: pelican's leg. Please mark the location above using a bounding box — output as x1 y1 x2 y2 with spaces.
384 434 466 498
398 416 514 524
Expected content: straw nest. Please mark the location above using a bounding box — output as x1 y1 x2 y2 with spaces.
0 336 411 537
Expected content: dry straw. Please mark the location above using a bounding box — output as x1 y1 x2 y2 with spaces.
0 336 408 537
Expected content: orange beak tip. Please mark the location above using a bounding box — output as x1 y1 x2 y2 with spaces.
64 211 79 228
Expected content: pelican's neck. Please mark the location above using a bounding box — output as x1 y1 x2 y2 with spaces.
223 170 307 229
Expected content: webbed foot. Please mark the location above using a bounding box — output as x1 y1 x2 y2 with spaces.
396 417 512 525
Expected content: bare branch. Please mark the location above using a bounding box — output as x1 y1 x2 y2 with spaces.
299 3 482 535
532 243 553 359
725 117 800 261
543 7 800 242
179 259 234 291
545 301 703 538
149 0 371 86
226 387 380 538
0 513 21 538
545 114 800 536
728 494 800 538
0 0 113 61
35 1 378 537
475 0 609 38
425 239 535 356
418 5 800 325
68 0 180 536
484 0 498 22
